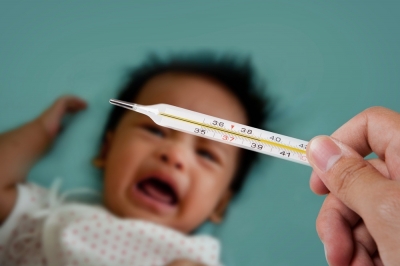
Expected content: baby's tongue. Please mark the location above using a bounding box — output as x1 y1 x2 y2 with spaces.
142 180 174 204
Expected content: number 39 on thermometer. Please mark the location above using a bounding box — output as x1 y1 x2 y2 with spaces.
109 99 310 166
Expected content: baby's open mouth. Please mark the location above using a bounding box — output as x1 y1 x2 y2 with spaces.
137 177 178 206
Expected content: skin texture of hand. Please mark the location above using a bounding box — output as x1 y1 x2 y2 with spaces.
307 107 400 266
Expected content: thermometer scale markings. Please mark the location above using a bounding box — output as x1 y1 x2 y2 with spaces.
159 112 306 155
108 99 310 166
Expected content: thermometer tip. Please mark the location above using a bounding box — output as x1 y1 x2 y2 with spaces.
109 99 136 110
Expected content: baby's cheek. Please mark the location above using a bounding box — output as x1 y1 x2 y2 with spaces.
176 205 211 233
184 190 220 222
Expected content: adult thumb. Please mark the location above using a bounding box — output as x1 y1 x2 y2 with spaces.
306 135 391 219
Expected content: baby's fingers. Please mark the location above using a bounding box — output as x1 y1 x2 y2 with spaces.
45 95 87 119
56 95 87 113
38 95 87 138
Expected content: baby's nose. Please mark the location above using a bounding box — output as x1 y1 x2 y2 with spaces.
157 143 188 171
160 153 183 170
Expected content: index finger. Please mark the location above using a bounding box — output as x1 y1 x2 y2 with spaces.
311 107 400 193
333 107 400 181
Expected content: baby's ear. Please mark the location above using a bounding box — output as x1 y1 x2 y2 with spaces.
92 131 114 169
209 190 233 224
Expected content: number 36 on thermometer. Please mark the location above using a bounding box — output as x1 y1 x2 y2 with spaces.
109 99 310 166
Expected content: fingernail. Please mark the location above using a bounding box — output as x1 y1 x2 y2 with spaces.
308 136 342 172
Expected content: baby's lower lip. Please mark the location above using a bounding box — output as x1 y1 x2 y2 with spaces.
130 185 178 216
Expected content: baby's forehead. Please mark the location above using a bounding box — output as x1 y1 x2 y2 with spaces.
134 72 248 125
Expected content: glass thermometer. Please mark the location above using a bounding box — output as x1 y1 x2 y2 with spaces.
109 99 310 166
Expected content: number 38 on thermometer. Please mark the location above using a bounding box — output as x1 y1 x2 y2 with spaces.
109 99 310 166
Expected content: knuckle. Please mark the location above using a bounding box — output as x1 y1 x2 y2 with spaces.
363 106 387 114
362 106 395 122
332 159 370 202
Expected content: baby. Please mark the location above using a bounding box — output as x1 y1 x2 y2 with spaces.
0 52 269 266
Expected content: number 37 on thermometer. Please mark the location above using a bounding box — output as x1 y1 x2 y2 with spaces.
109 99 310 166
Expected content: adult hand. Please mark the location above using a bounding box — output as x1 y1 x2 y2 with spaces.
307 107 400 266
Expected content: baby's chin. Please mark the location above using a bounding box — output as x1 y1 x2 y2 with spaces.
104 188 199 234
119 208 195 234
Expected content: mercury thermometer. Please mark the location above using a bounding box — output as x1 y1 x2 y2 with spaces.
109 99 310 166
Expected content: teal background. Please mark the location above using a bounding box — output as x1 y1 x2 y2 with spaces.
1 1 400 265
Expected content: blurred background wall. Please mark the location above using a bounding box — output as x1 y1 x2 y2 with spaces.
1 1 399 265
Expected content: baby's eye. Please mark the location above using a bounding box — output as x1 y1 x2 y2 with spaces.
197 149 217 162
144 126 165 138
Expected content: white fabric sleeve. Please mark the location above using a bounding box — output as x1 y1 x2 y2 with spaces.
0 183 48 247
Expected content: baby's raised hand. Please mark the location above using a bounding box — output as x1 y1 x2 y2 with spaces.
0 95 86 222
36 95 87 139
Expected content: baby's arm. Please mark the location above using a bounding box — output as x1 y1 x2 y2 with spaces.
0 96 87 223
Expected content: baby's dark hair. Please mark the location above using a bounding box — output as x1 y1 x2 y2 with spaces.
102 51 271 197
